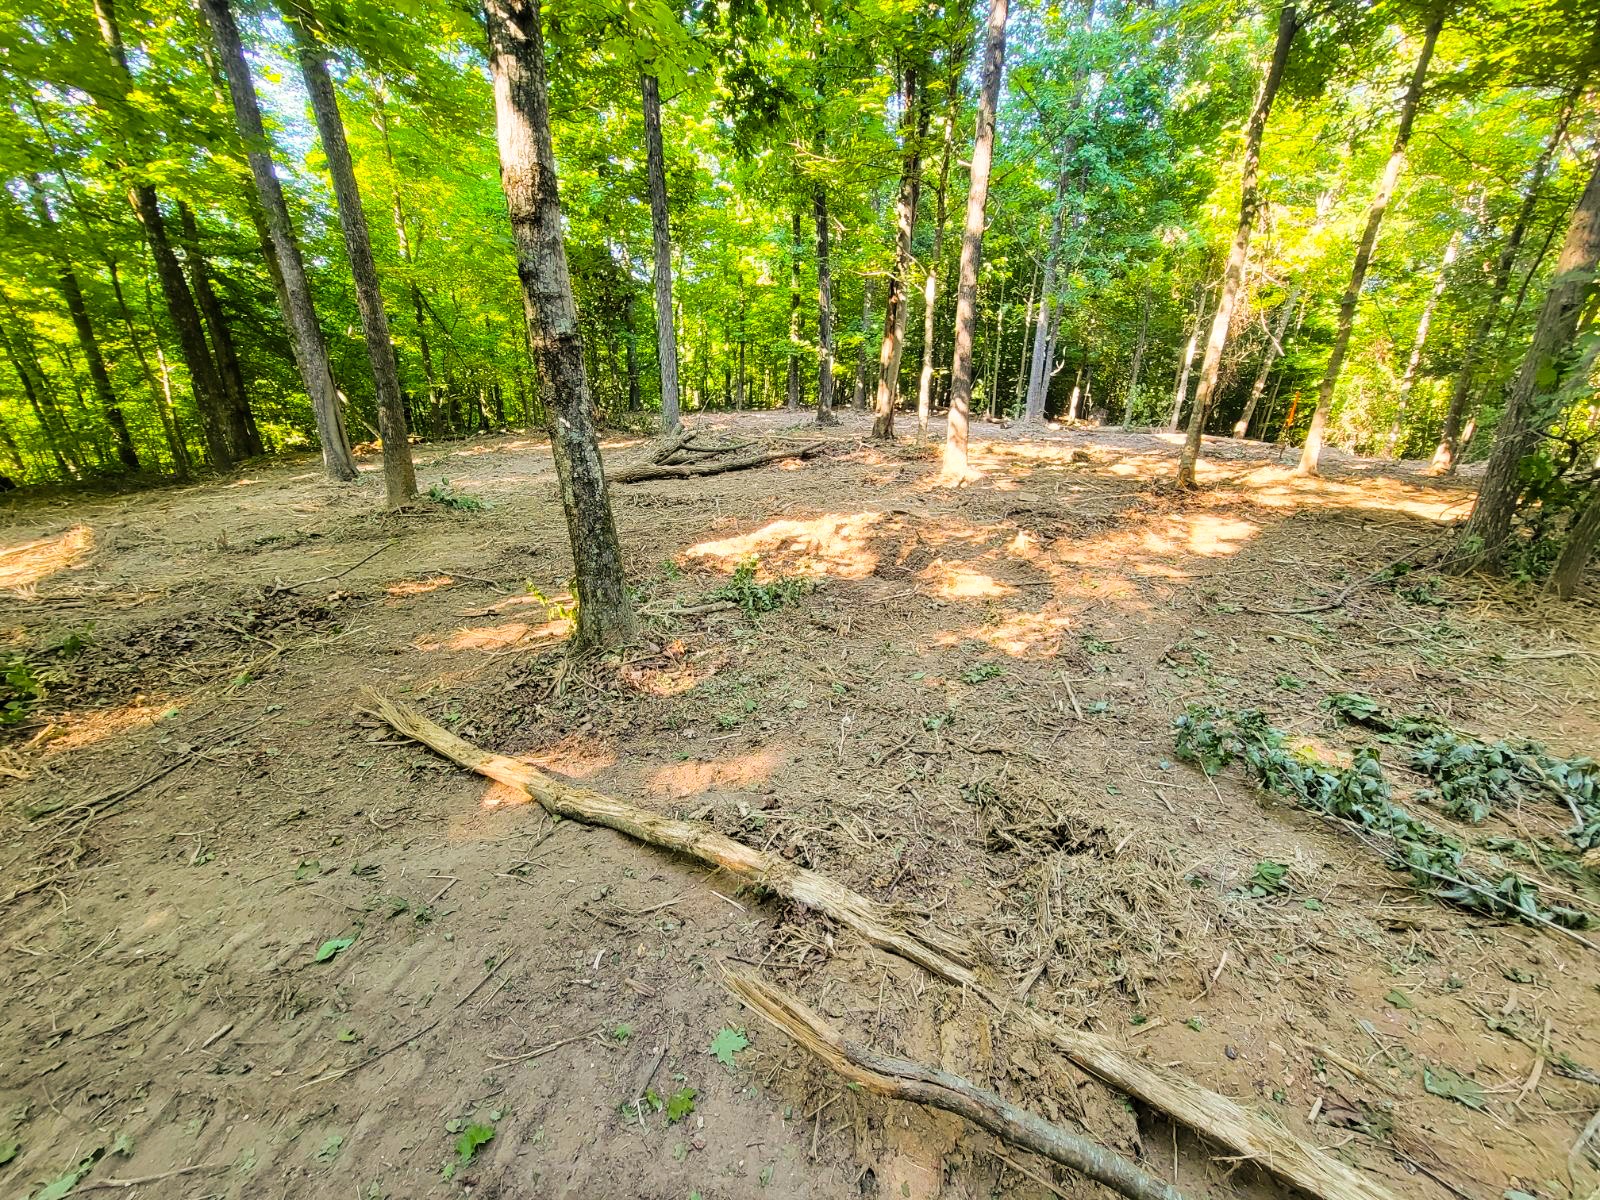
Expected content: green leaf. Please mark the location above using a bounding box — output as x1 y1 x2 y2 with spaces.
664 1087 697 1123
1384 989 1414 1010
1423 1065 1485 1109
313 936 355 963
455 1123 495 1164
709 1026 749 1068
612 1023 634 1043
0 1139 19 1166
28 1150 103 1199
314 1134 344 1163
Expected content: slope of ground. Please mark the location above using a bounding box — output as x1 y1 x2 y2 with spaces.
1 411 1596 1200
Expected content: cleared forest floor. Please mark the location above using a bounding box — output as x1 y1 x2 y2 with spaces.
1 411 1597 1200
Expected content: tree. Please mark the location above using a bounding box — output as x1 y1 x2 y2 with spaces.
200 0 357 483
872 65 928 440
787 208 803 412
1457 152 1600 568
1175 2 1297 489
916 55 962 436
1297 7 1444 477
289 1 417 508
813 183 837 426
640 72 681 434
941 0 1010 481
1384 227 1459 456
485 0 635 650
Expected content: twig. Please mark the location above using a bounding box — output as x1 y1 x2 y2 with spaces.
487 1028 601 1064
269 540 394 594
78 1164 226 1191
296 1018 441 1089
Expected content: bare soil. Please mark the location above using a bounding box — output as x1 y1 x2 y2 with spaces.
1 410 1596 1200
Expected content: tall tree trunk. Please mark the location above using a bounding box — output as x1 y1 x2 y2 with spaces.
988 279 1007 416
0 316 74 478
640 73 681 434
1168 281 1205 430
109 258 189 476
1026 177 1070 421
1458 153 1600 566
1119 288 1151 427
200 0 356 482
1299 8 1443 475
1013 265 1038 415
1432 91 1577 473
175 201 262 457
1548 485 1600 598
374 92 440 439
1177 1 1297 488
291 8 417 507
486 0 634 650
1233 282 1299 437
852 276 872 410
1385 228 1459 457
25 180 139 470
814 185 837 425
917 60 960 435
942 0 1010 480
624 293 642 411
872 65 928 440
787 208 803 411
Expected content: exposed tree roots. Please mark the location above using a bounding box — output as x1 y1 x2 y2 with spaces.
363 690 1398 1200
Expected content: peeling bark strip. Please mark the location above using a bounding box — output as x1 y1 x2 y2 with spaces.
724 970 1186 1200
484 0 634 650
199 0 357 482
368 691 1400 1200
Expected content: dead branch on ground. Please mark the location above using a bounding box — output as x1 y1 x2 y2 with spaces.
612 440 826 483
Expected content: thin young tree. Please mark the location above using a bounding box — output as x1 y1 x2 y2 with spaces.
872 64 928 440
1118 286 1150 427
1298 7 1444 476
787 208 803 411
174 201 261 457
200 0 357 483
916 55 962 436
289 2 417 508
813 183 837 425
941 0 1010 481
641 72 681 434
1384 227 1459 457
1025 176 1069 421
485 0 635 650
1457 152 1600 568
1176 1 1297 489
1168 280 1206 430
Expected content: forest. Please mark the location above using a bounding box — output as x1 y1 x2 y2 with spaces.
2 0 1600 1197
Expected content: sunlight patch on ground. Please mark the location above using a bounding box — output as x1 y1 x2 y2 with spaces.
415 619 570 652
385 575 456 598
1239 466 1460 520
40 699 178 754
646 749 780 798
685 512 884 578
918 558 1015 601
0 524 92 590
938 603 1076 656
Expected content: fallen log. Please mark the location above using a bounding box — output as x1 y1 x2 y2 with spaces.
724 968 1184 1200
612 441 826 483
364 691 1397 1200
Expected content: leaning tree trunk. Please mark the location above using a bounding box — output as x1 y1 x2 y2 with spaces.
1012 267 1037 415
1025 177 1069 421
787 208 803 411
25 179 139 470
1432 89 1577 474
1548 486 1600 599
485 0 634 651
1458 152 1600 567
814 184 837 425
200 0 356 482
1385 228 1459 458
1177 1 1297 489
0 316 74 478
1299 8 1443 476
942 0 1010 480
175 201 262 458
641 73 681 434
291 8 417 507
1119 287 1151 427
872 65 928 440
108 258 189 477
1168 282 1205 430
1233 282 1298 438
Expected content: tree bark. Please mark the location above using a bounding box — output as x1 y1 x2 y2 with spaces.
291 8 417 506
1233 282 1298 438
852 275 872 411
1119 287 1151 427
1026 177 1070 421
175 201 262 458
200 0 357 482
1298 8 1442 476
872 66 929 440
1177 2 1297 488
25 180 139 470
916 60 960 435
942 0 1010 480
640 73 681 434
813 185 837 424
1168 281 1205 430
1013 265 1037 415
1548 486 1600 599
1432 91 1577 473
0 316 74 478
1459 152 1600 566
485 0 634 651
1385 228 1459 458
787 208 803 411
109 258 189 477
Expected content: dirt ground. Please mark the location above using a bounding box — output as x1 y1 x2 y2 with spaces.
1 409 1597 1200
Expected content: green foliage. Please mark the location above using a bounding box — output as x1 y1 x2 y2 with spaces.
1172 704 1590 929
959 662 1005 684
664 1087 697 1123
709 1026 749 1068
427 479 486 512
1241 859 1289 897
454 1123 494 1163
709 557 812 618
313 935 356 963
